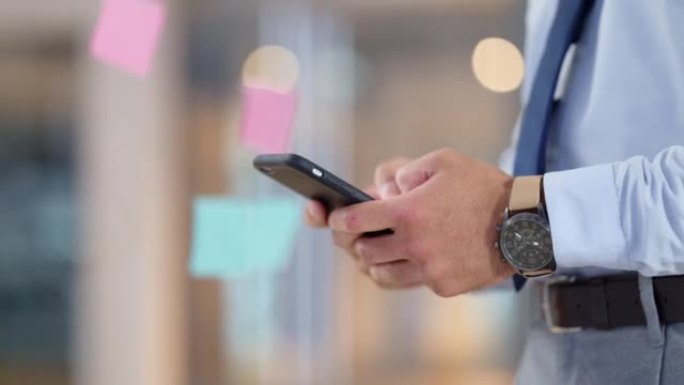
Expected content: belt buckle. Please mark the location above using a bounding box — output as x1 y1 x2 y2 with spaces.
542 275 583 334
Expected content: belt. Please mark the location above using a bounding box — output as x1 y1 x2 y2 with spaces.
541 274 684 333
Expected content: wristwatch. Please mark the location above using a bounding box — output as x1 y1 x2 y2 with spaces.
496 176 556 278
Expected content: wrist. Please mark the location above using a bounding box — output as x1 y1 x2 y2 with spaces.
497 175 557 278
488 175 516 281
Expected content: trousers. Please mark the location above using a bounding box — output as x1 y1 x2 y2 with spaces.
516 276 684 385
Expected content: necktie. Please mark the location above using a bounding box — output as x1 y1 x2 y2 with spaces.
512 0 596 291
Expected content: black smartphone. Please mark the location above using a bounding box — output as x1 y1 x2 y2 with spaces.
253 153 392 236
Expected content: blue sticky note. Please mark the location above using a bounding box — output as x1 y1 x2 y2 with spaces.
190 198 301 278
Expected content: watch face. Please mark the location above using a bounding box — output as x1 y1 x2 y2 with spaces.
499 213 554 271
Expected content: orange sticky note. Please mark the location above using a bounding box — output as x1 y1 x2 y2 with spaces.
240 86 298 154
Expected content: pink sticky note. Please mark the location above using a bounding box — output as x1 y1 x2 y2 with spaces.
240 86 298 154
90 0 167 77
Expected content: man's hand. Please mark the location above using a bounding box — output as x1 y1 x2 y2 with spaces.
304 157 425 287
327 149 516 297
304 156 411 228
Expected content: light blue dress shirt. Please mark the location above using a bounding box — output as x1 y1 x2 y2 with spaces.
501 0 684 278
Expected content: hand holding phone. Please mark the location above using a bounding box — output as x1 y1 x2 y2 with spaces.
253 153 393 236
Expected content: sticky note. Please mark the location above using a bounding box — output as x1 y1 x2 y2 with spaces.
240 86 298 154
190 198 301 278
89 0 167 77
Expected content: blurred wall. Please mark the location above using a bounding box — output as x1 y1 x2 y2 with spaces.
0 1 527 385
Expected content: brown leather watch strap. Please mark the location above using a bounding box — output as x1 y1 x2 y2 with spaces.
509 176 543 212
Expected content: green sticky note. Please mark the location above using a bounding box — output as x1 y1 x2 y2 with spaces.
190 197 301 278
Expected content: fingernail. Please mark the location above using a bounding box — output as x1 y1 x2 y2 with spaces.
369 266 380 281
328 210 342 229
306 205 320 225
380 182 398 198
369 266 390 285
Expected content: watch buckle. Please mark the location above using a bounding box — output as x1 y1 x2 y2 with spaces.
542 275 583 334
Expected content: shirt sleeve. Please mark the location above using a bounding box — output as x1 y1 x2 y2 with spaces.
544 145 684 276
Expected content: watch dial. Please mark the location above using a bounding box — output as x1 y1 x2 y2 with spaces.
500 213 553 271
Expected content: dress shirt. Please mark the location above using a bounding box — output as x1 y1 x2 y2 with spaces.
500 0 684 278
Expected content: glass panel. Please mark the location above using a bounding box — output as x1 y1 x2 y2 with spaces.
3 1 527 384
185 1 525 384
0 42 77 385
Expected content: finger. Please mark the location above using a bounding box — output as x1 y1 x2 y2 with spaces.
379 182 400 199
395 157 436 194
374 157 410 198
368 260 424 289
363 185 380 200
354 235 407 265
328 198 399 234
332 230 361 251
355 256 371 276
304 200 328 228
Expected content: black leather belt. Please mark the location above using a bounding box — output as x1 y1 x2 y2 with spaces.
542 274 684 332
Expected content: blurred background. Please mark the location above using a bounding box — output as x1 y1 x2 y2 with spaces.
0 0 528 384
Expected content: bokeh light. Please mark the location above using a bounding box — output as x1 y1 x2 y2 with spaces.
2 1 528 384
242 45 300 93
471 37 524 93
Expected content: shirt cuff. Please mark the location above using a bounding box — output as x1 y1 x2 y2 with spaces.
543 164 630 271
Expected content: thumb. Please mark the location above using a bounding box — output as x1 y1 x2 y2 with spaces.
394 156 439 193
374 157 410 198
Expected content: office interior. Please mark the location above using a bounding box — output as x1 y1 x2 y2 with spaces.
0 0 528 384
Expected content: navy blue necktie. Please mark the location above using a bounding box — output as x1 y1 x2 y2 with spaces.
512 0 596 291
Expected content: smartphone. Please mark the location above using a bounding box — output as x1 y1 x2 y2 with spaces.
253 153 392 236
